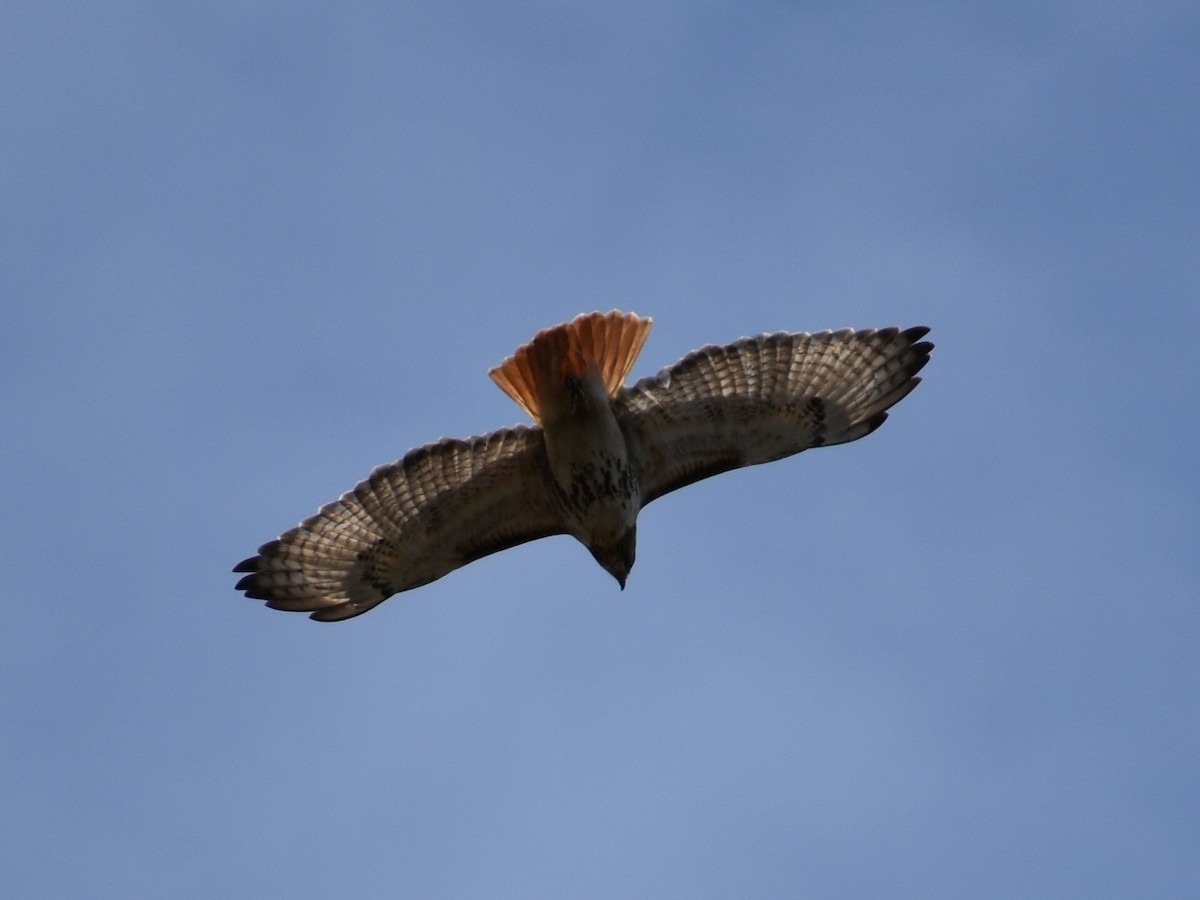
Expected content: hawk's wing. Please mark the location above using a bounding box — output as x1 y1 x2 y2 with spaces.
234 426 565 621
615 326 932 506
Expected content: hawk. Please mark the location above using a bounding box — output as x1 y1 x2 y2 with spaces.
235 311 932 620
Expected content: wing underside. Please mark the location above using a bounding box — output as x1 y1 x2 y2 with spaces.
616 326 932 505
234 425 565 620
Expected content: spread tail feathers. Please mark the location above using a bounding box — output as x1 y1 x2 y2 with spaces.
489 310 652 423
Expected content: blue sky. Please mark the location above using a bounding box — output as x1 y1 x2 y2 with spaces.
4 2 1198 897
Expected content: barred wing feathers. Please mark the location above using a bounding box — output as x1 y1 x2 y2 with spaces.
234 426 565 621
616 326 932 506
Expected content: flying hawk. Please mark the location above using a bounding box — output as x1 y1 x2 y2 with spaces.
235 311 932 620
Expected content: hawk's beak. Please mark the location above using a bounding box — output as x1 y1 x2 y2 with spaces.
590 526 636 591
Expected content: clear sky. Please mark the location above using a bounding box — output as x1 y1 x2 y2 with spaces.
4 2 1198 897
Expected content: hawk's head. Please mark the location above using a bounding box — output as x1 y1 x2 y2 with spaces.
588 525 637 590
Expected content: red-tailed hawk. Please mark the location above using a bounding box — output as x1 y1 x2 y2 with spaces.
235 312 932 620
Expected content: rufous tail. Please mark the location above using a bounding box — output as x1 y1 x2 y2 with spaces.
489 310 653 423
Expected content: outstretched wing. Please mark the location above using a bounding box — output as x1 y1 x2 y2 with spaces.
234 426 565 621
616 326 932 506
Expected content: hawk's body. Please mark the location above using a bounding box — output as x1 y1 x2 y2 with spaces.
235 312 932 620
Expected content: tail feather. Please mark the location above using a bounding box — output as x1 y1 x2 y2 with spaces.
489 310 652 423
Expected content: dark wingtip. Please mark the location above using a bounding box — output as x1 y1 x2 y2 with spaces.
902 325 931 343
234 573 272 600
904 328 933 376
232 556 259 574
861 410 889 437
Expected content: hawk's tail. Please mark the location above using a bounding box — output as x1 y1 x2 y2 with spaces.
489 310 652 423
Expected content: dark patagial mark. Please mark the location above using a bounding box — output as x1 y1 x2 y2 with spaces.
357 544 398 599
803 396 827 446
